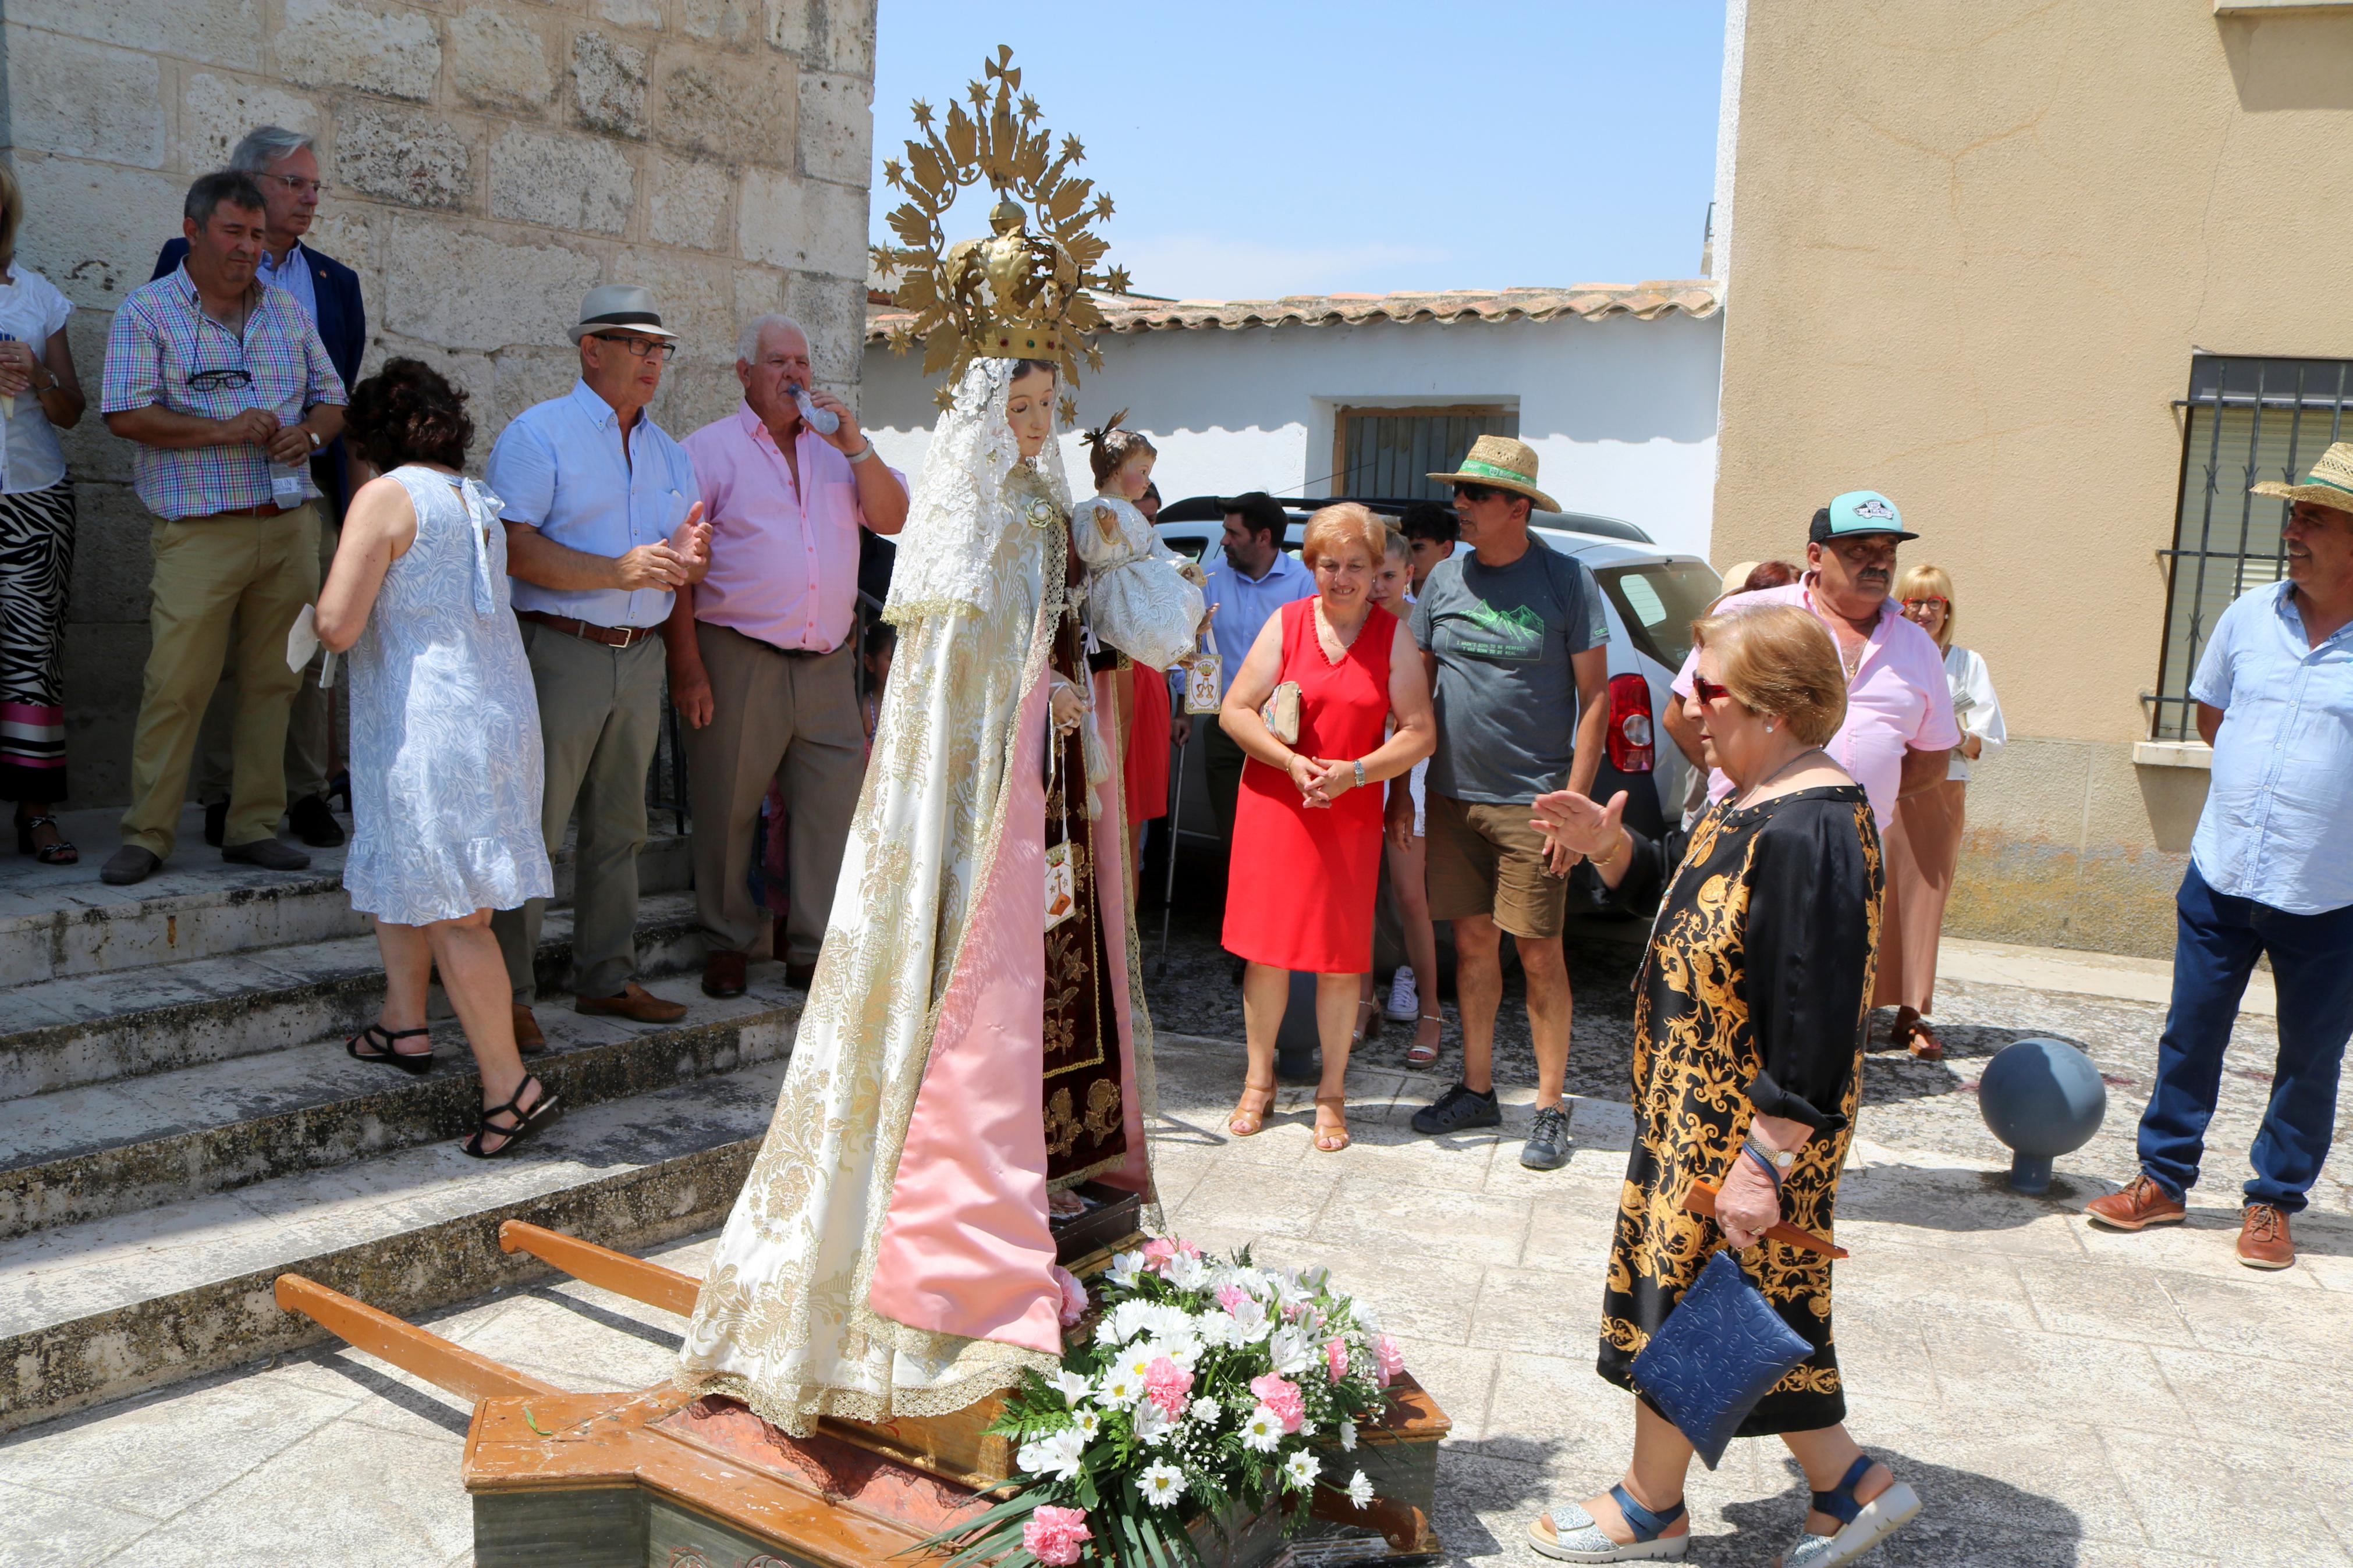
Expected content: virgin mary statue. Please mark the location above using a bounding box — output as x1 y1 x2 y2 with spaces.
675 346 1204 1435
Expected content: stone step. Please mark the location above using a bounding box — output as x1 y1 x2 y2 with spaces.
0 892 704 1101
0 969 801 1240
0 1055 785 1434
0 801 691 988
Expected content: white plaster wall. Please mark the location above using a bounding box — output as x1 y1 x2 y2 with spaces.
863 312 1725 560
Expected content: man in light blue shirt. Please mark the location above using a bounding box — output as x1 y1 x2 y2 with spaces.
1197 492 1313 847
2089 442 2353 1270
486 285 708 1041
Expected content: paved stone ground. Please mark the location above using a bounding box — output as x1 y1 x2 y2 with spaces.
4 924 2347 1566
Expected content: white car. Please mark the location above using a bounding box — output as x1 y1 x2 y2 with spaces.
1152 497 1718 851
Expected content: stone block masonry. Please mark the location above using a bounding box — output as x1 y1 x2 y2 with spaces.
0 0 881 808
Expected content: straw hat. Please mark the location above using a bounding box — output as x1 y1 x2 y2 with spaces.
1427 434 1559 514
2251 440 2353 515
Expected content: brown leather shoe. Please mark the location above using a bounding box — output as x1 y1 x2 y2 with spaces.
702 950 748 998
784 961 817 990
511 1004 545 1055
2085 1174 2186 1231
576 982 688 1023
2238 1203 2294 1270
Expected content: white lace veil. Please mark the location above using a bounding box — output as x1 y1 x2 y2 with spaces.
883 357 1074 624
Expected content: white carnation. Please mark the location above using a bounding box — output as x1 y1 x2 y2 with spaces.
1188 1396 1223 1426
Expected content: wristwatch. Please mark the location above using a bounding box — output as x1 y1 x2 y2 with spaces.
1744 1135 1796 1179
306 428 323 451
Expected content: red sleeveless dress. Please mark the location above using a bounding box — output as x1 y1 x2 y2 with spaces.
1222 598 1397 974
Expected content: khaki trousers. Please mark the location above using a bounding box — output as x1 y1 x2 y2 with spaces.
192 515 339 805
119 505 322 858
684 623 865 965
491 622 665 1004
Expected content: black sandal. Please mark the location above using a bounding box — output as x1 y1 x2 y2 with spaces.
346 1022 435 1076
462 1073 563 1159
15 811 76 866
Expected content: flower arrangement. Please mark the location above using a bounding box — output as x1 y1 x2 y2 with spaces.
929 1238 1404 1568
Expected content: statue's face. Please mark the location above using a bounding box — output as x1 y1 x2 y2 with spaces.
1006 366 1056 458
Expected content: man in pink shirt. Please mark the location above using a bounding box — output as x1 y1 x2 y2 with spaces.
666 315 908 998
1665 490 1959 829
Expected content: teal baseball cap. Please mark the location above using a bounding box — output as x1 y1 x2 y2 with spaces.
1808 489 1917 544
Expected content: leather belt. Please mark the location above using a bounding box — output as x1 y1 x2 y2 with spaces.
215 502 296 519
519 610 659 649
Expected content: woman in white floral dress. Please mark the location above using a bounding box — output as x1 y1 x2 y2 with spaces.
316 359 558 1158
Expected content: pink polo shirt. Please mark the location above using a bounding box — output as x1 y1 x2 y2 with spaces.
1673 575 1961 827
681 402 903 653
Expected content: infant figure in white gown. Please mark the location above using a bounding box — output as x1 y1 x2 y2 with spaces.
1071 416 1205 677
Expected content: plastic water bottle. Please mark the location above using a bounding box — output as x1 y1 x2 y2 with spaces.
792 384 839 435
271 460 308 507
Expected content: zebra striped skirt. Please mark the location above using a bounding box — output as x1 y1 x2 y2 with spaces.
0 479 76 801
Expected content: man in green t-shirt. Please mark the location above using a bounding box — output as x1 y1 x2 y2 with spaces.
1401 437 1609 1171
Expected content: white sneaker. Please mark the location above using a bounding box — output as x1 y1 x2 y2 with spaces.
1385 967 1418 1022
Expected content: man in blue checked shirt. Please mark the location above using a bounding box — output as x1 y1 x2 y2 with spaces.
2089 441 2353 1270
486 285 709 1048
98 170 347 886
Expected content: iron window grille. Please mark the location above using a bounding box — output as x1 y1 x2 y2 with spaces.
2149 354 2351 739
1331 404 1518 502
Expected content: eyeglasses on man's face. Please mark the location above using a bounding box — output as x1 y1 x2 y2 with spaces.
592 334 679 362
262 173 323 197
1452 482 1503 504
187 367 254 392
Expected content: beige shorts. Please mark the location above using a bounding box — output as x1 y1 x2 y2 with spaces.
1423 791 1568 940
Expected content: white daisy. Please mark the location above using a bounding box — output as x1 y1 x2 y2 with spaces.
1117 1343 1159 1382
1092 1317 1122 1347
1016 1427 1087 1482
1137 1463 1188 1507
1072 1407 1102 1439
1109 1299 1157 1345
1281 1449 1321 1492
1096 1367 1145 1409
1240 1405 1283 1453
1193 1312 1241 1350
1337 1418 1358 1452
1347 1470 1375 1509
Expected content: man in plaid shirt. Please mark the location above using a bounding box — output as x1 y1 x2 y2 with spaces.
98 170 346 885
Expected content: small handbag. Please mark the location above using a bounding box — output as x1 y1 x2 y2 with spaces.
1261 680 1301 746
1628 1249 1812 1470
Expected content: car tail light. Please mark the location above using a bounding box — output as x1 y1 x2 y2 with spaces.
1606 673 1655 773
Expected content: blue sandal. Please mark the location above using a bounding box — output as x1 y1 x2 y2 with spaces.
1528 1484 1689 1562
1780 1455 1921 1567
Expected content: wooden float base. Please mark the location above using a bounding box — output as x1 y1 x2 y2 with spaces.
273 1217 1447 1568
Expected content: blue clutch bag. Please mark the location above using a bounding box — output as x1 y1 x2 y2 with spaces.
1628 1249 1812 1469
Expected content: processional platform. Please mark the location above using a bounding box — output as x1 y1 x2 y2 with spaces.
274 1193 1447 1568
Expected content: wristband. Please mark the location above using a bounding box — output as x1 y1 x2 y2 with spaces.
848 439 878 464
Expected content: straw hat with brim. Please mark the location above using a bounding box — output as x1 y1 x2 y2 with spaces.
2251 440 2353 515
568 283 679 344
1428 435 1559 514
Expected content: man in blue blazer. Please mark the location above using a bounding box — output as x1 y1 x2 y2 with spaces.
155 126 366 849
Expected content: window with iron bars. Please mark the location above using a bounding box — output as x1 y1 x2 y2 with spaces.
2150 354 2352 740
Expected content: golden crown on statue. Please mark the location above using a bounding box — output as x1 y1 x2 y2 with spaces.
872 45 1130 416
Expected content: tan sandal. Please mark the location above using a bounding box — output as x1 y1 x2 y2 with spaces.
1229 1080 1276 1137
1313 1094 1351 1153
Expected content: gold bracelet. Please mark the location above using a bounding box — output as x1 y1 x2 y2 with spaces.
1592 829 1629 870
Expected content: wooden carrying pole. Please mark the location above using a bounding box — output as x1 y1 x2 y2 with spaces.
273 1274 561 1403
498 1218 699 1314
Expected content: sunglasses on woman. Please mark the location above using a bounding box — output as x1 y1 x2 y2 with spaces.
1691 675 1733 703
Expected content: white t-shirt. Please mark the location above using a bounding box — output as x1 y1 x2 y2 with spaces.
0 265 72 495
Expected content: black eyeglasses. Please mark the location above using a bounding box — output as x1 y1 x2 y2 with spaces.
1451 482 1501 504
592 334 679 362
187 367 253 392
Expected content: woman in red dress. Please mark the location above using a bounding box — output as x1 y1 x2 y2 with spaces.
1220 504 1435 1152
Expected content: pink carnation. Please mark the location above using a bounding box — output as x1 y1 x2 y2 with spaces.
1024 1505 1092 1567
1216 1284 1250 1314
1325 1337 1350 1384
1250 1373 1305 1434
1144 1355 1194 1418
1373 1335 1406 1386
1141 1238 1177 1271
1051 1265 1089 1328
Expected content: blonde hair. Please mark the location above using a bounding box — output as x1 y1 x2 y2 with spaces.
1300 502 1387 570
1691 602 1848 747
1895 562 1955 652
0 162 22 275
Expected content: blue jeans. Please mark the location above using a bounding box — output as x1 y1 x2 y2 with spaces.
2136 861 2353 1213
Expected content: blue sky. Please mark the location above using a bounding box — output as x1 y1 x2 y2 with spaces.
869 1 1729 302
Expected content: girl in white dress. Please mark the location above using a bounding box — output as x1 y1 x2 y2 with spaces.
317 360 559 1157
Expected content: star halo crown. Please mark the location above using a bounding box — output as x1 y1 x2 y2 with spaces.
872 45 1130 417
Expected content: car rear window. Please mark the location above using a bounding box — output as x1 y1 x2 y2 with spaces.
1595 561 1722 670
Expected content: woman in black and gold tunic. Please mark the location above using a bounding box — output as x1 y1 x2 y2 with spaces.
1522 603 1922 1568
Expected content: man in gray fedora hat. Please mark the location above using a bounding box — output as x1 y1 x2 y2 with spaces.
485 285 711 1046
